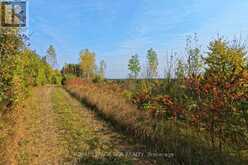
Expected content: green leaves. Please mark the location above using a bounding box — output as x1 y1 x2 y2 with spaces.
0 29 24 108
128 54 141 79
147 48 158 78
45 45 57 68
0 29 62 109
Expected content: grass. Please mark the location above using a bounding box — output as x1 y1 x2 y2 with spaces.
51 87 149 164
2 86 147 164
3 84 245 164
0 105 24 165
65 81 248 165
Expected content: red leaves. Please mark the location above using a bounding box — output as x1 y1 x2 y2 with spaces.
161 95 174 106
133 92 150 103
66 78 87 86
132 92 184 120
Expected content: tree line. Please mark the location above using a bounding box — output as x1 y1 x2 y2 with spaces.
0 28 62 111
63 34 248 161
57 33 248 152
62 49 106 82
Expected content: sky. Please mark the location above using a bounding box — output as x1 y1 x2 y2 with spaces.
28 0 248 78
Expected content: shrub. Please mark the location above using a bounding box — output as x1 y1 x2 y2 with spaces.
0 29 62 111
65 78 248 164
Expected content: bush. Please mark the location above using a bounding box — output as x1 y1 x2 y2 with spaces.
65 78 248 164
0 29 62 111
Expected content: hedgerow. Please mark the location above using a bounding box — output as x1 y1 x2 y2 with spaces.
0 28 62 111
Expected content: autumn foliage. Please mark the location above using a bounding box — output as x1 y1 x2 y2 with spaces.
0 29 62 111
64 37 248 163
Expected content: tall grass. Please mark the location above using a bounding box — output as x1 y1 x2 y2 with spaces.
65 78 247 164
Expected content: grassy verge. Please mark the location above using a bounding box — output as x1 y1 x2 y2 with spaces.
0 106 23 165
1 86 155 164
52 87 136 164
65 82 248 165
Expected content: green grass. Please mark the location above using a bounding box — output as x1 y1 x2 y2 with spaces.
51 88 135 164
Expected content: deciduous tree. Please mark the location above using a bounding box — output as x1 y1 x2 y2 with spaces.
185 34 203 77
45 45 57 68
80 49 96 79
147 48 158 78
128 54 141 79
98 60 106 80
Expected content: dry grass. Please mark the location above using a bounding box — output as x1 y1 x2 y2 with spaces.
0 105 24 165
65 79 248 164
1 86 155 165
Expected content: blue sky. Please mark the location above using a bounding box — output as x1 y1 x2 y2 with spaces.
28 0 248 78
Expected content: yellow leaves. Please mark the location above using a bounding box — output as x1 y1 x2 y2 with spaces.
242 70 248 79
206 38 247 82
80 49 96 79
0 30 62 108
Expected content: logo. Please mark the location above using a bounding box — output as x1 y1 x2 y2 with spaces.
1 1 26 27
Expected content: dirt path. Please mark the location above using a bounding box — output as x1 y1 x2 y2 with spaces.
17 87 64 164
5 86 153 165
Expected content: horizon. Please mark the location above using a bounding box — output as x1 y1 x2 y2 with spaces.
28 0 248 78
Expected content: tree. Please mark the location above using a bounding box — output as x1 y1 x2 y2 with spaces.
98 60 106 80
128 54 141 79
46 45 57 68
196 38 248 150
147 48 158 78
205 38 246 81
0 28 24 107
62 64 81 77
51 70 62 85
185 34 203 77
0 28 62 110
175 59 185 83
80 49 96 79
